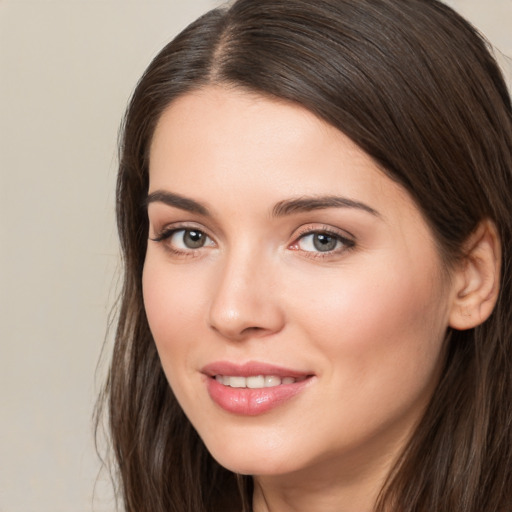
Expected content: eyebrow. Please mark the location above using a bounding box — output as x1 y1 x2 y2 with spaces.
146 190 210 216
272 196 380 218
146 190 380 218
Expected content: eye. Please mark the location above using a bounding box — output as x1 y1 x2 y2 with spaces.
291 228 355 256
297 232 342 252
151 227 215 253
170 229 212 250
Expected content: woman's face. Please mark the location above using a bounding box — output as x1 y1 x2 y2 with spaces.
143 86 456 481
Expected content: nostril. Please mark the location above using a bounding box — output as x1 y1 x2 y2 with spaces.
242 326 265 334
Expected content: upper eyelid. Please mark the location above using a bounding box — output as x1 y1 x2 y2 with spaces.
151 221 212 237
293 224 355 241
148 214 223 240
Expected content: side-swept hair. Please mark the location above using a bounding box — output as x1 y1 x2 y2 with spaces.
97 1 512 510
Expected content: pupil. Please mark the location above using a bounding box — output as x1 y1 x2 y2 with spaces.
313 233 337 252
184 230 205 249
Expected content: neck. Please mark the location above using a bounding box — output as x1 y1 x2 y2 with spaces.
252 465 386 512
250 427 408 512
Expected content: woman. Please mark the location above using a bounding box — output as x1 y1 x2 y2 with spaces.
97 0 512 510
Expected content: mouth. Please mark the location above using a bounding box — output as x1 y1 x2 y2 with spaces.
202 361 314 416
213 375 308 388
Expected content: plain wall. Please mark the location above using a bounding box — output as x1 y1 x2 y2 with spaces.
0 1 510 511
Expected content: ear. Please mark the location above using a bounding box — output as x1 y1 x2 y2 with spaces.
449 220 501 331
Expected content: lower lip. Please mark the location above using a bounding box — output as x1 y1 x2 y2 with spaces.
205 377 312 416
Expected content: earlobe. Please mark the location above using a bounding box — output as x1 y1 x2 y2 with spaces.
449 220 501 331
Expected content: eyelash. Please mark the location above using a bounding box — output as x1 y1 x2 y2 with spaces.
150 224 355 259
150 225 214 257
290 225 355 259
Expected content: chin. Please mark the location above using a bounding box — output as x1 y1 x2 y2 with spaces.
202 430 298 476
214 455 295 477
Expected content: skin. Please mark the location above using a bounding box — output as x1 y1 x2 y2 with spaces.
143 86 462 512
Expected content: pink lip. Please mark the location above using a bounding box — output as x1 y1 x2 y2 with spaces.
201 361 314 416
202 360 311 379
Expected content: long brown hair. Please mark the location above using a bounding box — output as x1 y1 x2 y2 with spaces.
96 1 512 510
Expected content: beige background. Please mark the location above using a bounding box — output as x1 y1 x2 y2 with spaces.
0 1 510 511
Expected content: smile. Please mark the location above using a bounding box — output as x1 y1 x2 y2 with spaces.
214 375 306 388
202 362 314 415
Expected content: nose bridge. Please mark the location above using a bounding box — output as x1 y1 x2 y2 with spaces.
208 241 283 340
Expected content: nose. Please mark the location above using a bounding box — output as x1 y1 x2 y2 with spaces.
208 249 285 341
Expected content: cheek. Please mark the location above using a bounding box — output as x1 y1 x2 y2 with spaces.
291 258 449 404
142 256 207 368
142 253 204 345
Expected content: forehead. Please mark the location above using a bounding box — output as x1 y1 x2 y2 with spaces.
152 88 379 187
149 86 420 222
149 86 342 169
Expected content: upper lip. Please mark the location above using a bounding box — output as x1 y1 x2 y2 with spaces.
201 360 312 379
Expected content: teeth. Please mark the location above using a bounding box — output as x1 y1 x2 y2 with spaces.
229 376 246 388
265 375 281 387
247 375 265 388
214 375 298 389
